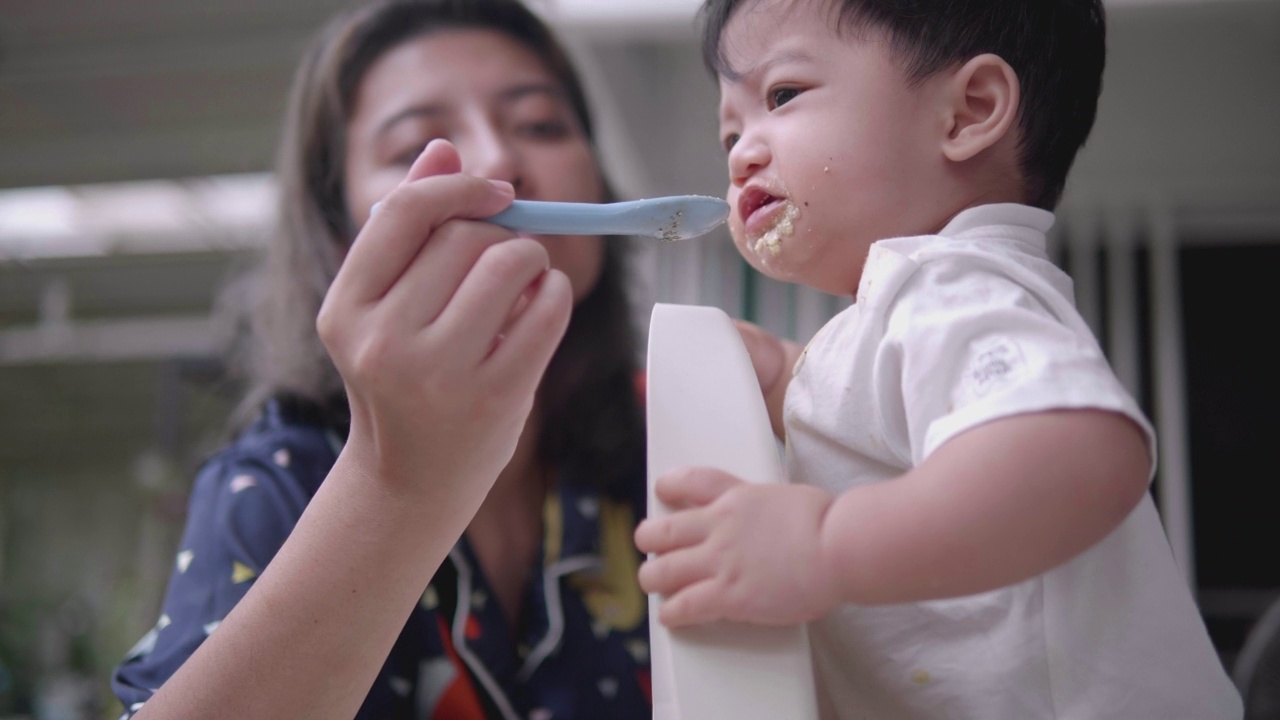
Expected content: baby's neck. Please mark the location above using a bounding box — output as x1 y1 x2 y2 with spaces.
925 183 1029 237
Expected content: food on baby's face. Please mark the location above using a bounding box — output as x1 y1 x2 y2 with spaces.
751 200 799 257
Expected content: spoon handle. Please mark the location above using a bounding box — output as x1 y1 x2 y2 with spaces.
487 200 645 236
488 196 729 241
373 195 728 240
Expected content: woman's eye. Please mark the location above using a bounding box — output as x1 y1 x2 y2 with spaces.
393 146 427 167
392 137 443 167
768 87 800 110
518 119 570 140
722 133 741 154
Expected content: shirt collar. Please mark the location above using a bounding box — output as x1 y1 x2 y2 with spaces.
939 203 1056 238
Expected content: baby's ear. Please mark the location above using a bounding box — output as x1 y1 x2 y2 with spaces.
941 54 1020 163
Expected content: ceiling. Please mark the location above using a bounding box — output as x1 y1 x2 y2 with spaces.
3 0 1277 191
0 0 716 189
0 0 347 188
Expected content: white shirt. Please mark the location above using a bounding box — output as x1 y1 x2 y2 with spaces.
785 204 1241 719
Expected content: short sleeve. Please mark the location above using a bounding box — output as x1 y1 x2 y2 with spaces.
879 253 1153 467
111 439 314 716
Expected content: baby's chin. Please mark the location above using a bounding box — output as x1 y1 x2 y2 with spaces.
732 234 812 285
733 202 810 277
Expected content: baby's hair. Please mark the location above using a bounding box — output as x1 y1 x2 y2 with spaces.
699 0 1106 210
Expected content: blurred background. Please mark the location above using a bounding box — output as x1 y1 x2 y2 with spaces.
1 0 1277 717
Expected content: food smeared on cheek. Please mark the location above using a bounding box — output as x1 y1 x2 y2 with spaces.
752 200 800 257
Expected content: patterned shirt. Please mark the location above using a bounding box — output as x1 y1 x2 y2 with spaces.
113 398 652 719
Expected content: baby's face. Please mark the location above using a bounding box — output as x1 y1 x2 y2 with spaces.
716 0 947 296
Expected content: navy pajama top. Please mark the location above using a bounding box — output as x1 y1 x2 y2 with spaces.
112 398 652 719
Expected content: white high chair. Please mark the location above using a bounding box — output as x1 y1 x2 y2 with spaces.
645 303 820 720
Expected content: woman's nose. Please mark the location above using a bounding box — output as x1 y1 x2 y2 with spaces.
728 132 769 187
462 125 522 190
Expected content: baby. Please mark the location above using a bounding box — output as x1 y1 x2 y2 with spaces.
634 0 1243 717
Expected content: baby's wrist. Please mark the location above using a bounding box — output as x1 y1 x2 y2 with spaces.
810 490 846 616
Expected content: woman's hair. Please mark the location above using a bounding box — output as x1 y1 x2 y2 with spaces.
229 0 644 494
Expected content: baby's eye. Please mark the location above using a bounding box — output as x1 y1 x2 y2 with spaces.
722 133 741 154
768 87 800 110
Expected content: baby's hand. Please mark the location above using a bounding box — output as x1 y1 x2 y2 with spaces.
733 319 790 396
733 320 803 439
635 467 839 628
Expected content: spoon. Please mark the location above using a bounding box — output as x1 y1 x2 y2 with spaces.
486 196 730 241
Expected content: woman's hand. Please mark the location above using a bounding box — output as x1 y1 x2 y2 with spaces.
134 139 574 720
318 138 573 509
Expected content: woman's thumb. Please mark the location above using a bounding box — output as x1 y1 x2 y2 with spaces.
402 138 462 186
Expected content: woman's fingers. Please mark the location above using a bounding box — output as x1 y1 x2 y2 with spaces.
402 138 463 185
483 267 573 393
379 218 516 332
331 173 515 310
367 140 470 216
431 237 564 362
330 140 520 332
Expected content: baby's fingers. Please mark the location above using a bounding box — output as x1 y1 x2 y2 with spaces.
654 467 743 509
634 511 709 555
659 580 727 629
637 546 713 597
734 319 785 389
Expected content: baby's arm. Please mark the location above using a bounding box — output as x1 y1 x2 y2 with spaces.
734 319 804 440
821 407 1151 605
636 407 1149 627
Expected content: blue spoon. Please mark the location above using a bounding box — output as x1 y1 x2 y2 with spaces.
486 196 730 241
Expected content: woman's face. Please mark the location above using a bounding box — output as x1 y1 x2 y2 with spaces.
344 29 606 301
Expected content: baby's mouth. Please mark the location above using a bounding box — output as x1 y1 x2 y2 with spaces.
739 187 786 232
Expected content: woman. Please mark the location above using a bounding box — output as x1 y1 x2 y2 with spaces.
112 1 650 718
